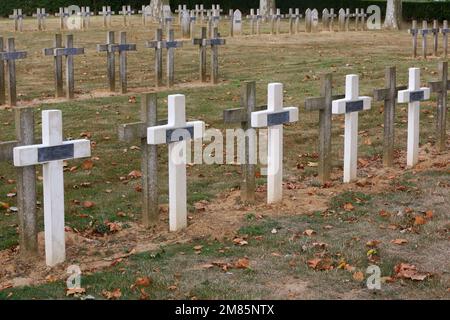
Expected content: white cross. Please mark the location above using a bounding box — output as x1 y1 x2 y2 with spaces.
13 110 91 266
251 83 299 204
147 95 205 232
332 75 372 183
397 68 430 167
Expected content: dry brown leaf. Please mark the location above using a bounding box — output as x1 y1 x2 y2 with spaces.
414 216 426 225
66 287 86 296
425 210 433 219
128 170 142 179
82 201 95 208
102 288 122 300
135 277 152 287
353 271 365 282
391 239 408 245
303 229 316 236
343 203 355 211
366 240 381 248
235 258 250 269
81 159 94 170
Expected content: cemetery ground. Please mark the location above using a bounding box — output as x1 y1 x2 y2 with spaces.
0 16 449 299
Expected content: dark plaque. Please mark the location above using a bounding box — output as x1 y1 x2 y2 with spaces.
267 111 290 126
345 100 364 113
410 90 424 102
38 144 74 162
166 126 195 143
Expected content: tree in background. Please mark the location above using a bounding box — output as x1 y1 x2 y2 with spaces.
384 0 402 30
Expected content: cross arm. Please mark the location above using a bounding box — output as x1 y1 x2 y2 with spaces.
332 97 372 114
251 107 298 128
13 139 91 167
373 85 407 101
0 141 17 162
0 51 27 60
304 94 345 111
203 39 226 46
223 106 266 123
118 120 168 143
111 44 137 52
398 88 430 103
428 80 450 93
54 47 85 56
148 121 205 145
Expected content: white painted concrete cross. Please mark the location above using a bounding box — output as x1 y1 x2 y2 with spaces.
13 110 91 266
251 83 299 204
332 75 372 183
147 95 205 232
397 68 430 167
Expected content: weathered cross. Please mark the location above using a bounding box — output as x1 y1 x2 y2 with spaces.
428 61 449 152
13 109 91 266
441 20 450 57
224 81 265 203
118 93 165 227
409 20 419 58
175 5 187 25
397 68 430 167
99 6 114 28
304 73 345 183
119 5 134 26
139 5 152 26
354 8 360 31
43 34 65 98
193 27 208 82
360 8 367 31
9 9 25 32
97 31 137 93
419 20 431 58
332 75 372 183
43 34 84 99
146 29 164 87
78 6 93 30
190 10 197 39
205 28 225 84
431 20 440 56
251 83 299 203
55 7 69 30
373 67 407 167
270 9 282 35
329 8 337 31
0 37 27 106
247 9 258 35
33 8 49 31
0 106 37 256
147 94 205 232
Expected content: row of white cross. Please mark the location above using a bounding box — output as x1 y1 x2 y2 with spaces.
9 68 430 267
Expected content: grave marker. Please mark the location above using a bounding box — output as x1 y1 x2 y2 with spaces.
0 38 27 106
13 109 91 266
97 31 137 93
0 107 37 255
223 81 263 202
119 93 161 227
43 35 84 100
419 21 430 59
305 73 345 183
332 75 372 183
206 28 225 84
33 8 49 31
181 10 190 39
329 8 337 31
9 9 25 32
0 37 5 105
441 20 450 57
146 29 164 87
119 5 134 26
305 8 312 33
43 34 64 98
373 67 407 167
338 8 346 31
147 94 205 231
56 7 69 30
322 8 330 31
311 9 319 32
294 9 302 33
428 61 449 152
431 20 439 56
251 83 299 203
409 20 419 58
233 9 242 36
345 8 351 31
190 10 197 39
397 68 430 167
247 9 257 35
99 6 114 27
193 27 208 82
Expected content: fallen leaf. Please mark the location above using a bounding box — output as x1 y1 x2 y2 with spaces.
193 245 203 251
232 238 248 246
343 203 355 211
391 239 408 245
82 201 95 208
366 240 381 248
102 288 122 300
234 258 250 269
425 210 433 219
135 277 152 287
353 271 365 282
128 170 142 179
81 159 94 170
414 216 426 225
303 229 316 236
394 263 428 281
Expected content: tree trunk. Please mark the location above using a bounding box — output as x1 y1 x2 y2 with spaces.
384 0 402 30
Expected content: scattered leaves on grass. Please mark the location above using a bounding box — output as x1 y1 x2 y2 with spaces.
307 258 334 271
394 263 428 281
102 288 122 300
66 287 86 296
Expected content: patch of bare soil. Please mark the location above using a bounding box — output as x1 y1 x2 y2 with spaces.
0 141 448 290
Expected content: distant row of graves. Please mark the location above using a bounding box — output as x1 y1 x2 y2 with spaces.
6 5 375 34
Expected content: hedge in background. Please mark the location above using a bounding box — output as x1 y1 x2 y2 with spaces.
0 1 449 22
